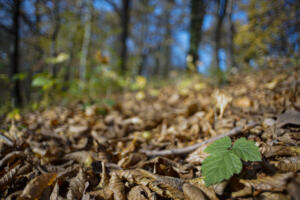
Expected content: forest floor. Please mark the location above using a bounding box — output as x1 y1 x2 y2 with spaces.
0 67 300 200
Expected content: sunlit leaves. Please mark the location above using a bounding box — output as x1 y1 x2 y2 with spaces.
32 73 55 90
46 52 69 64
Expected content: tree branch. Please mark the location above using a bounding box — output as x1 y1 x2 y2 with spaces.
140 122 259 157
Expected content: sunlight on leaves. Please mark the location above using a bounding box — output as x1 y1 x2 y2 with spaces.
46 52 69 64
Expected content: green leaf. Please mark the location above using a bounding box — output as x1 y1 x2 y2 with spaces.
232 138 261 161
204 136 232 154
13 73 27 81
32 76 51 87
202 151 242 186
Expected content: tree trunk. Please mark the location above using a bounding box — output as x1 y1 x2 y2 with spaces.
138 52 147 75
49 0 60 77
80 0 93 82
188 0 205 71
10 0 22 107
120 0 131 74
225 0 235 69
294 1 300 56
212 0 228 71
162 0 173 76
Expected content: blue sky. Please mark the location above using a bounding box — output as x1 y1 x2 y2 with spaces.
172 10 247 73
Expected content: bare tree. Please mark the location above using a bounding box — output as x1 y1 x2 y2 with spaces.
212 0 228 70
10 0 22 107
80 0 93 82
49 0 61 77
225 0 235 69
188 0 206 70
120 0 131 74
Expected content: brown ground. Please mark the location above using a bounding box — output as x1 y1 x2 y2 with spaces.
0 67 299 200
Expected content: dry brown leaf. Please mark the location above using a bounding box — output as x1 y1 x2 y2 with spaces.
0 163 20 186
6 191 23 200
118 153 147 168
239 172 293 192
186 144 209 164
213 181 228 196
286 174 300 200
115 169 184 199
272 156 300 172
49 181 60 200
260 144 300 158
81 182 90 200
276 110 300 128
263 118 276 128
0 151 25 168
109 172 126 200
188 178 219 200
183 183 207 200
69 125 88 135
234 97 252 108
231 186 252 198
258 192 291 200
67 168 86 199
6 122 24 141
127 185 150 200
19 172 57 199
64 151 93 167
264 74 286 90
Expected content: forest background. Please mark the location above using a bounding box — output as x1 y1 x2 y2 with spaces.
0 0 299 113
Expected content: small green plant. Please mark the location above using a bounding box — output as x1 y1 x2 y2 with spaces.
202 136 261 186
32 73 61 106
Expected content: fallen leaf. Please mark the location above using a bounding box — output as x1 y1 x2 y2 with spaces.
239 172 293 192
19 172 57 199
183 183 207 200
276 110 300 128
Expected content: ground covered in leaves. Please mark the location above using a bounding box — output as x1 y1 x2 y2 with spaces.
0 67 300 200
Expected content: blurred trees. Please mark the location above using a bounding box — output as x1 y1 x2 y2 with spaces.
120 0 131 74
212 0 228 71
80 0 93 81
234 0 300 67
0 0 299 109
10 0 22 106
225 0 235 69
188 0 206 71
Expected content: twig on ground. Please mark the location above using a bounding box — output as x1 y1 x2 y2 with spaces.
141 122 259 157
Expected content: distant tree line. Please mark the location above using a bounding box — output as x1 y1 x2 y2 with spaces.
0 0 299 107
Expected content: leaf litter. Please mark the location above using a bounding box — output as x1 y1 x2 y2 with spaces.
0 67 300 199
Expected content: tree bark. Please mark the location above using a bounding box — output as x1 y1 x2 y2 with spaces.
295 1 300 56
80 0 93 82
225 0 235 69
120 0 131 74
10 0 22 107
162 0 173 76
188 0 205 71
212 0 228 70
49 0 60 77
